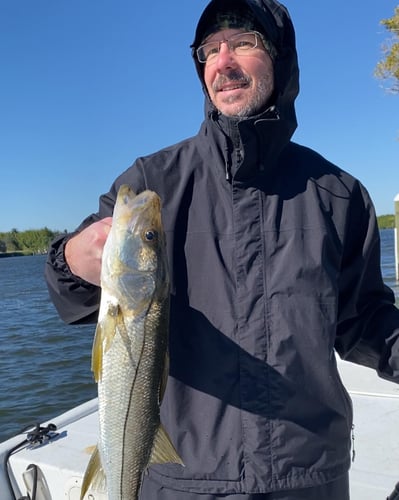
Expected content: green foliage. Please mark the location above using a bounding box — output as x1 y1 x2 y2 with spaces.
0 228 62 254
375 6 399 93
377 214 395 229
0 218 395 254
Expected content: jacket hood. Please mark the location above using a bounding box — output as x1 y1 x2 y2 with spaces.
191 0 299 145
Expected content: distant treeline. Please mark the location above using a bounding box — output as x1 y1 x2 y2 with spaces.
0 228 65 256
377 214 395 229
0 217 396 256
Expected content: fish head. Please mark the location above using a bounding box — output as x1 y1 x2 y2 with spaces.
101 185 169 310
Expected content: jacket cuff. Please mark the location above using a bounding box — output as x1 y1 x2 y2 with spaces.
49 233 95 288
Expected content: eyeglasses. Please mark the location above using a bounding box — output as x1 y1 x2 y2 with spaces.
196 31 264 64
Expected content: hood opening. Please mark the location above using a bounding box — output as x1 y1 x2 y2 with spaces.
190 0 299 130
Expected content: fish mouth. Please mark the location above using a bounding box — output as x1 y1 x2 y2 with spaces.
132 191 162 224
117 186 159 208
131 190 159 207
112 187 163 243
122 190 161 221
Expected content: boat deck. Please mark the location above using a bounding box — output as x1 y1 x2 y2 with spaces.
1 359 399 499
0 399 105 499
338 358 399 499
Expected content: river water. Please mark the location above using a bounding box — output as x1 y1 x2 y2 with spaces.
0 230 398 442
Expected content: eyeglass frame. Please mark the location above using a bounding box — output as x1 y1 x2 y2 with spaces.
196 30 275 64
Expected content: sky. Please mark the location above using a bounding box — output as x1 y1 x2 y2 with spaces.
0 0 398 233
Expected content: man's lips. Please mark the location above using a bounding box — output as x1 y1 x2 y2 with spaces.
218 82 249 92
213 74 250 93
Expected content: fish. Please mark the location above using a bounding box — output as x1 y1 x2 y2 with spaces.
80 185 183 500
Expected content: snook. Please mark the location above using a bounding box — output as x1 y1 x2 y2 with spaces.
81 185 183 500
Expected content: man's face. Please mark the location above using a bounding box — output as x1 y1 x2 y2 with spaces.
202 29 274 118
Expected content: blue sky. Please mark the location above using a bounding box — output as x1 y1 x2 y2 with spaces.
0 0 398 232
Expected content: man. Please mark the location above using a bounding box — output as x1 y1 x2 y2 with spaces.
45 0 399 498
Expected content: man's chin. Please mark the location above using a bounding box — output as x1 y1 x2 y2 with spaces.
217 95 270 118
217 98 250 117
220 104 255 118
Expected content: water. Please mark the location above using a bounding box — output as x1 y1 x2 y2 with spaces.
0 231 398 442
0 254 96 441
380 229 398 293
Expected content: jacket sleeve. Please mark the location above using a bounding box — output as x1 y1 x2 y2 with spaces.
335 181 399 382
45 164 147 324
45 208 111 324
45 225 101 325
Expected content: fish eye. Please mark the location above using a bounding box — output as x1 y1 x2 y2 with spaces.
144 230 158 242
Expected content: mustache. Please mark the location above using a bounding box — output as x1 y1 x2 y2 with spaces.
212 71 251 92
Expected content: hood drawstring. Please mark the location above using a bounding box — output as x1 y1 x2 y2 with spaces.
224 142 231 182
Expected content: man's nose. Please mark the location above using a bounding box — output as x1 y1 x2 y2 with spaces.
215 41 238 71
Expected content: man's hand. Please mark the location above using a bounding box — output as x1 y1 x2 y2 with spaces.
65 217 112 286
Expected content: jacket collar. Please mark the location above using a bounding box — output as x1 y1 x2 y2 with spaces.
203 101 290 181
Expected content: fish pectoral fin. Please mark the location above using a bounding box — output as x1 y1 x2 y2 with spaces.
149 424 184 466
91 304 122 382
80 445 107 499
91 323 104 382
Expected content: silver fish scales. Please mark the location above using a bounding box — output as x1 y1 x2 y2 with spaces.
81 185 183 500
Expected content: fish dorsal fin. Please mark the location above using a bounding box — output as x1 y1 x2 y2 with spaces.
149 424 184 466
91 302 121 382
80 445 107 500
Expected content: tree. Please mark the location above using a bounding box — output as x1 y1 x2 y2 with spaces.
0 228 59 254
375 6 399 93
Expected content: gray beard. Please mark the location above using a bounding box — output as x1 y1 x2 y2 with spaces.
230 74 274 118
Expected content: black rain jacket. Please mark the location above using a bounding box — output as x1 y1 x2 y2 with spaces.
45 0 399 494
